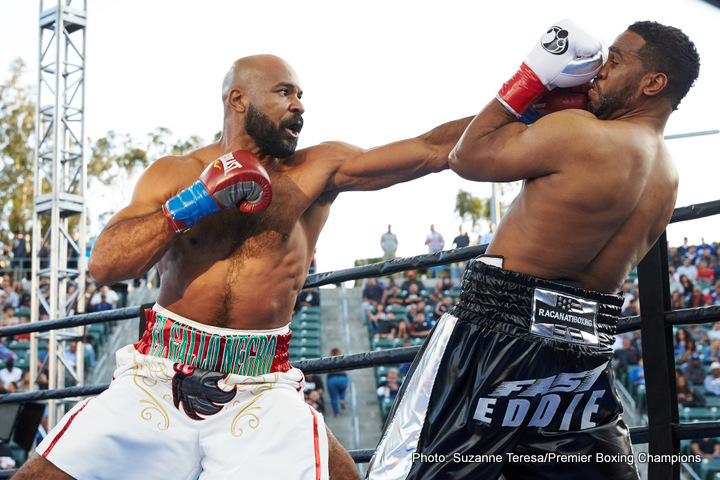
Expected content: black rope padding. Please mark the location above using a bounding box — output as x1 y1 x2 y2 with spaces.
670 199 720 224
303 244 487 289
0 306 140 337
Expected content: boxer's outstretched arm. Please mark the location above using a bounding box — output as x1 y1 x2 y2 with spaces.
325 116 473 193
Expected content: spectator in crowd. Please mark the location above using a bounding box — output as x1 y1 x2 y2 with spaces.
303 373 325 415
408 311 433 339
678 274 695 297
403 283 424 309
380 225 398 261
361 277 385 326
424 224 444 254
668 271 684 297
294 287 320 313
371 308 398 341
376 368 402 399
628 359 645 394
691 437 720 475
1 282 19 309
708 322 720 358
480 223 496 245
613 336 641 369
91 294 114 313
671 291 686 310
10 231 28 281
382 284 405 308
0 358 22 393
677 257 699 283
698 238 717 259
697 258 716 288
677 237 690 259
683 354 707 386
675 328 690 353
399 270 423 293
89 285 119 309
677 372 705 407
687 323 710 347
620 297 639 317
16 370 33 393
451 226 470 249
326 348 348 418
712 280 720 305
433 295 452 322
439 275 458 292
678 339 700 365
706 362 720 396
426 282 445 307
686 285 707 309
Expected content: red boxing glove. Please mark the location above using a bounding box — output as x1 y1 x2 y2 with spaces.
162 150 272 234
530 87 589 117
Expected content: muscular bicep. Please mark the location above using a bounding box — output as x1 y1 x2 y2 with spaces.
450 102 594 182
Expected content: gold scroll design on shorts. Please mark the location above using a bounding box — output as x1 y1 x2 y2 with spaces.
132 351 173 431
227 373 278 437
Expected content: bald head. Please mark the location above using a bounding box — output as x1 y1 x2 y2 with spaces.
221 54 296 104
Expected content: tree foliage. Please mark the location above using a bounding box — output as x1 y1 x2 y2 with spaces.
0 59 204 238
454 189 490 229
0 59 35 234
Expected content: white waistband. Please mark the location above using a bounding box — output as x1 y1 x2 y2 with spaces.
152 303 290 337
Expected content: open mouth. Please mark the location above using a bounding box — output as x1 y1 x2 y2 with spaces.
285 120 303 138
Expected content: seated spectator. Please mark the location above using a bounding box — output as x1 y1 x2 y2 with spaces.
426 282 445 307
382 284 405 308
403 283 424 308
370 307 397 340
89 285 119 309
677 373 705 407
705 362 720 396
399 270 423 293
677 257 699 283
670 291 686 310
678 274 695 296
691 437 720 477
668 272 684 297
303 373 325 414
0 358 22 393
613 336 641 369
708 322 720 358
361 278 385 326
620 298 639 317
628 359 645 394
433 295 452 322
440 275 458 292
675 327 690 353
408 311 432 339
687 323 710 347
683 354 707 386
697 258 716 289
294 287 320 313
712 280 720 305
678 339 700 365
377 368 402 399
92 293 114 312
1 281 19 309
686 285 706 309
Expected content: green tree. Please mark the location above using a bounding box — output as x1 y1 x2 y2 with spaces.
0 59 35 235
454 189 490 229
0 58 205 238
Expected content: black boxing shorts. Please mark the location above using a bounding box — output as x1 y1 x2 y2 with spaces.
367 256 639 480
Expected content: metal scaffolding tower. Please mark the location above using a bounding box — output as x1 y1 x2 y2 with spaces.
31 0 88 428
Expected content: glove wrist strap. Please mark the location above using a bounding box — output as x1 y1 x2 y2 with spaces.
497 63 549 118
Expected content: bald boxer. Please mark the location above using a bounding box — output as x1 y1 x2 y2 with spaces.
15 55 472 480
368 20 700 479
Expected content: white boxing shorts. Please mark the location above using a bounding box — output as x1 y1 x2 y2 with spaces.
37 304 329 480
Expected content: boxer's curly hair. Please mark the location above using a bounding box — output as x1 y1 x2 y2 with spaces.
627 21 700 111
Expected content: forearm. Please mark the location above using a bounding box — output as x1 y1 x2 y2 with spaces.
89 210 176 285
449 100 523 180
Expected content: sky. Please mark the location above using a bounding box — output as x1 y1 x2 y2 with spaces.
1 0 719 277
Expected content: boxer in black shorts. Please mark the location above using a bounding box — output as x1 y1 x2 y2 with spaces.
367 19 699 480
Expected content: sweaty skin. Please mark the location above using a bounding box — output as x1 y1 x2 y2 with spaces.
450 31 678 294
12 56 470 480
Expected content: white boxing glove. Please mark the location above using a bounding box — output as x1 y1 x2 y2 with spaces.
497 19 607 117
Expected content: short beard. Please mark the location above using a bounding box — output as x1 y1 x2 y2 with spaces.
588 83 637 119
245 104 298 158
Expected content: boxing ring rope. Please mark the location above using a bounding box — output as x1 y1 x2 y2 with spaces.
0 198 719 477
